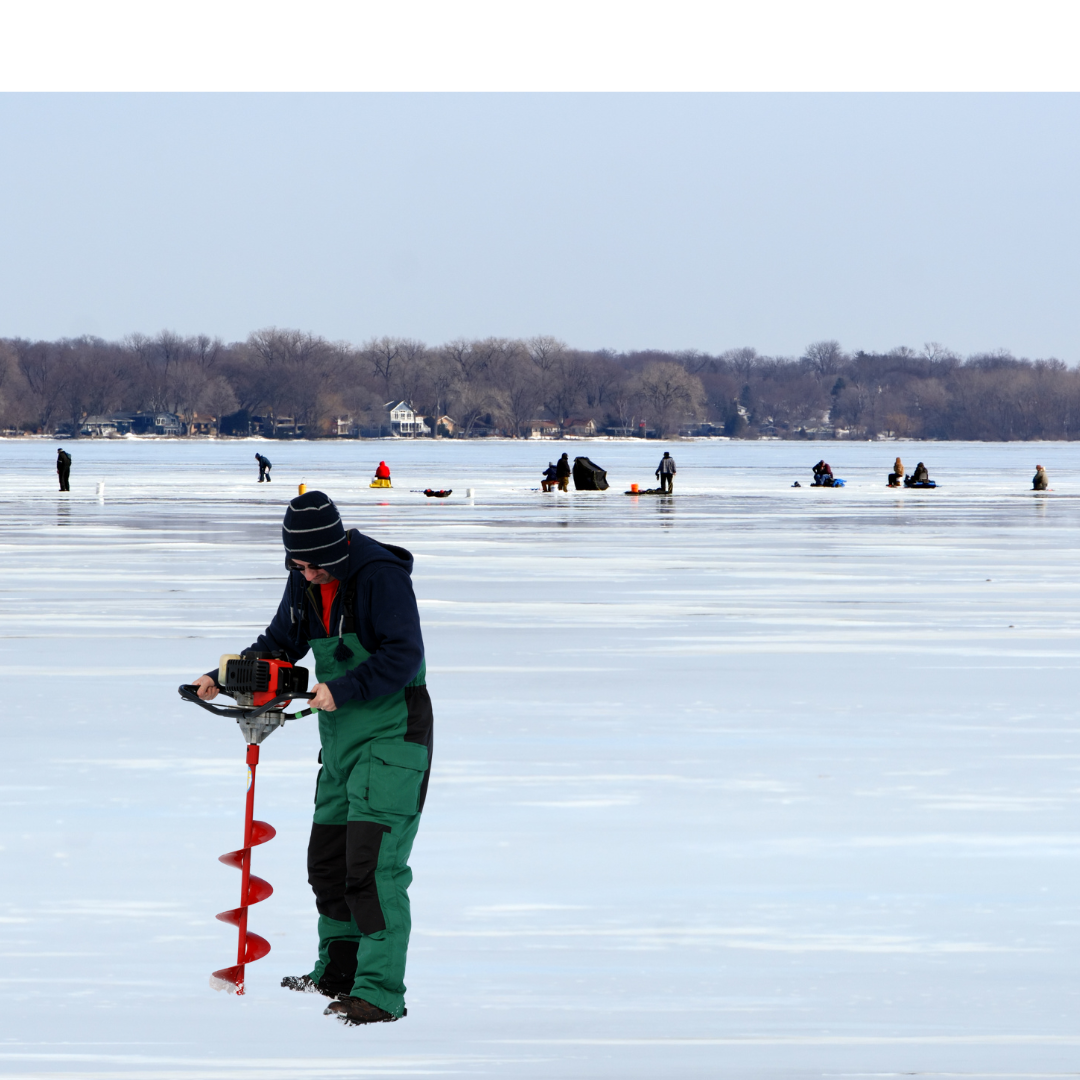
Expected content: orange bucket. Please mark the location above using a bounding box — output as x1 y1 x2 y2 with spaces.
630 483 639 493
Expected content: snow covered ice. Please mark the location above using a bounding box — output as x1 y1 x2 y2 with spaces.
1 437 1079 1079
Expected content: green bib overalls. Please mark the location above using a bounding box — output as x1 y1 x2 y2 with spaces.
307 631 430 1018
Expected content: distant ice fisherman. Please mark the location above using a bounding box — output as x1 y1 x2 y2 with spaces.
555 454 571 492
1033 464 1049 490
541 462 558 492
371 461 392 488
655 452 676 493
256 453 272 482
56 448 71 491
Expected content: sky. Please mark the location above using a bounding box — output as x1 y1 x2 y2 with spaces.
0 92 1078 360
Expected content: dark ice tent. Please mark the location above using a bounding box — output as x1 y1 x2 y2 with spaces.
572 456 609 491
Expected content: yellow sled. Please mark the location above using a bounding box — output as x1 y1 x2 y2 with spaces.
370 478 392 488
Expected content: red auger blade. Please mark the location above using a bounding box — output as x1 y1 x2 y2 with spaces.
210 964 244 993
250 820 276 845
245 875 273 904
244 932 271 963
216 907 242 927
212 746 274 996
214 898 274 933
218 822 277 869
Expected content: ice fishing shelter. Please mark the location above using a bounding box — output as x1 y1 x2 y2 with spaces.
572 456 609 491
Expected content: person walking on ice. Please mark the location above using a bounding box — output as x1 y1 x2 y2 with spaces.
190 491 432 1025
256 453 272 482
656 451 676 493
56 448 71 491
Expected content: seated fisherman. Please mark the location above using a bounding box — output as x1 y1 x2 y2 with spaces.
1033 464 1049 490
812 460 834 486
375 461 391 480
541 463 558 492
908 462 930 484
888 457 904 487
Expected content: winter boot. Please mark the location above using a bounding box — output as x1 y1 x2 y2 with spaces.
281 974 333 997
282 940 359 999
324 995 404 1025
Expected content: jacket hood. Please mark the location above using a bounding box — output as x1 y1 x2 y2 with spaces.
334 528 413 581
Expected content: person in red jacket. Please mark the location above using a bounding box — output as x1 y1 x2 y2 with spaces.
375 461 390 480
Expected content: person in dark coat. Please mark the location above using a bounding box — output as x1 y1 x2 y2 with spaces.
555 453 571 492
655 452 676 493
56 448 71 491
541 463 558 492
256 453 272 482
812 460 833 486
190 491 431 1026
1033 464 1049 490
910 462 929 483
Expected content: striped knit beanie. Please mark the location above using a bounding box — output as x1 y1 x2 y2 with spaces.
281 491 349 577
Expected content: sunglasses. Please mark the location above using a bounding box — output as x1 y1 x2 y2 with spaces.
287 560 323 573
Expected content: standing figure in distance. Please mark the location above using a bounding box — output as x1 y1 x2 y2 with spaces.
555 453 571 492
655 451 676 493
189 491 432 1026
541 462 558 492
1033 464 1049 490
888 457 904 487
56 448 72 491
256 453 272 483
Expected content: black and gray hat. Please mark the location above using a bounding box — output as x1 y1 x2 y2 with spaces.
281 491 349 577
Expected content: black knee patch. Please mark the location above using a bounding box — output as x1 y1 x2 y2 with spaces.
307 823 351 923
318 938 359 995
345 821 391 934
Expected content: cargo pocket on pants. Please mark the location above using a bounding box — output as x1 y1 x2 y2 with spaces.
368 739 430 815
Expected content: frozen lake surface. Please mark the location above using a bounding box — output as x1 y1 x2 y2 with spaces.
1 437 1079 1079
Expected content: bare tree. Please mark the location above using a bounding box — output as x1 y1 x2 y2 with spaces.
525 335 567 376
364 337 403 401
721 346 759 382
442 338 502 385
803 340 845 378
499 354 544 437
449 380 496 437
631 361 706 436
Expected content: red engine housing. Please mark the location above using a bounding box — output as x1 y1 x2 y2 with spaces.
222 656 309 706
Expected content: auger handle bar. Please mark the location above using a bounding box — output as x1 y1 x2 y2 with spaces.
178 684 316 721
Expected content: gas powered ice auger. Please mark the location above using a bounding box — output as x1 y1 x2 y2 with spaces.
179 653 315 994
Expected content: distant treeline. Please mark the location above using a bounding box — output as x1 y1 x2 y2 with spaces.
1 330 1077 440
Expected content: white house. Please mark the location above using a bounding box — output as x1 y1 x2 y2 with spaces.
385 401 423 436
526 419 560 439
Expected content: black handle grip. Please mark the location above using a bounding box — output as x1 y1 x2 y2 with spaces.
178 684 315 720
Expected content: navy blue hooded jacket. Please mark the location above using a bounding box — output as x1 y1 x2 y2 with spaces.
243 528 424 707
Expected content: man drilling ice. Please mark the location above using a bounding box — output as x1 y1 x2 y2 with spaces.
190 490 432 1025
